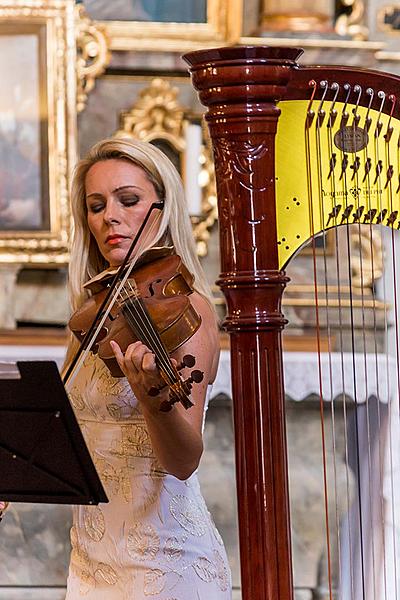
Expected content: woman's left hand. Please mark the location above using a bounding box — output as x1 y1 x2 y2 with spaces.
110 339 170 410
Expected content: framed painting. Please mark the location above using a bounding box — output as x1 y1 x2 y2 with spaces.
0 1 77 264
81 0 242 52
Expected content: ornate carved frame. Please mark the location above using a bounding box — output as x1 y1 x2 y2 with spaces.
0 0 77 265
93 0 242 52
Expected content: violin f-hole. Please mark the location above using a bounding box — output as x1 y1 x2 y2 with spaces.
146 278 163 297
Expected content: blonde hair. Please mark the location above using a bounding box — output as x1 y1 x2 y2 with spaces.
64 137 215 372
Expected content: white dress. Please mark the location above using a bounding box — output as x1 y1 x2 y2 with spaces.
65 352 232 600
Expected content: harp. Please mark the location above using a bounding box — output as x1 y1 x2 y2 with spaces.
183 47 400 600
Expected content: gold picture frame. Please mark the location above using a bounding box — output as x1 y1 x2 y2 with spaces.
85 0 242 52
0 0 77 264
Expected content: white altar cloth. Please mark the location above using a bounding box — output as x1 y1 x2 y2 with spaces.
1 345 397 405
213 350 397 404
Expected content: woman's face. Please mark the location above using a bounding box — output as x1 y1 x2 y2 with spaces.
85 159 160 266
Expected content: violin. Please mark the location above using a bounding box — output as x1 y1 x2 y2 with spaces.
68 253 204 412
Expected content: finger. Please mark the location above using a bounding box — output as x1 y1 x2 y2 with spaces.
110 340 128 375
123 341 146 365
125 342 152 371
141 351 157 372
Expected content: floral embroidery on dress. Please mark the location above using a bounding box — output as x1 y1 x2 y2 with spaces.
144 568 166 596
93 454 133 502
68 387 86 411
192 556 217 583
198 495 224 546
93 456 121 496
70 540 96 594
214 550 229 592
70 522 118 593
106 401 137 421
94 563 118 585
169 495 207 536
110 423 154 459
127 523 160 561
163 536 183 562
190 552 228 591
96 360 132 400
83 507 105 542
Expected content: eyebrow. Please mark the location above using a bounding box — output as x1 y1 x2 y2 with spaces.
86 185 144 199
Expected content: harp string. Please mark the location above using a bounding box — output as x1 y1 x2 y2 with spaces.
352 87 379 599
337 84 367 600
315 85 335 600
325 82 361 600
383 97 400 600
373 94 391 600
334 84 366 600
306 83 338 599
326 83 344 596
349 86 368 598
363 92 389 600
326 82 353 599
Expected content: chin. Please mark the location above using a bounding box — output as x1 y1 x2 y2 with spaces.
106 250 126 267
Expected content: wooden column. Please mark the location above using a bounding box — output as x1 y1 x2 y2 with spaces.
183 46 303 600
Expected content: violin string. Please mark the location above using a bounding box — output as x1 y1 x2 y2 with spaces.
123 281 183 382
120 279 180 386
120 294 184 398
122 309 178 386
115 276 181 386
65 211 163 389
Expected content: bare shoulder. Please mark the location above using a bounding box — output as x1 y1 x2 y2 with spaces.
178 291 220 384
190 291 218 331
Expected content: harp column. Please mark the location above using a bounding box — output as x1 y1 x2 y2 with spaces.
183 47 303 600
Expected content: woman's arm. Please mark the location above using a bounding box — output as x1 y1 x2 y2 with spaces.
110 292 219 480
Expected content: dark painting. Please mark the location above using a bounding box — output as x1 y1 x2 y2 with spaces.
82 0 207 23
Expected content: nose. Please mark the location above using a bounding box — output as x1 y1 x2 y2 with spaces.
103 199 121 225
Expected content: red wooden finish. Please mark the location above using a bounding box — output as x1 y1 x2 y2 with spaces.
183 46 304 600
286 65 400 112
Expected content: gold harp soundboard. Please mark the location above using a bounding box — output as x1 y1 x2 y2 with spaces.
184 47 400 600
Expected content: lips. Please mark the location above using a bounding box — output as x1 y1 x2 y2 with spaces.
105 234 129 245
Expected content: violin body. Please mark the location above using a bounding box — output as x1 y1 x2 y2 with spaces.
69 254 202 378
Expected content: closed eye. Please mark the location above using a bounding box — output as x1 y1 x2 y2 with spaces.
119 194 140 206
87 202 105 214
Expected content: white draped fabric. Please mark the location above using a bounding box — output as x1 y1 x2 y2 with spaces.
213 350 396 405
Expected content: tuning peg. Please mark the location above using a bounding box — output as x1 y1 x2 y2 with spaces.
190 369 204 383
159 389 194 412
148 382 167 397
181 370 204 393
176 354 196 370
159 400 173 412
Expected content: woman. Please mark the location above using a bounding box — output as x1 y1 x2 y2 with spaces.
64 138 231 599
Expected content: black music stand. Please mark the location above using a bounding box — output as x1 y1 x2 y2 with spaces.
0 361 108 505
